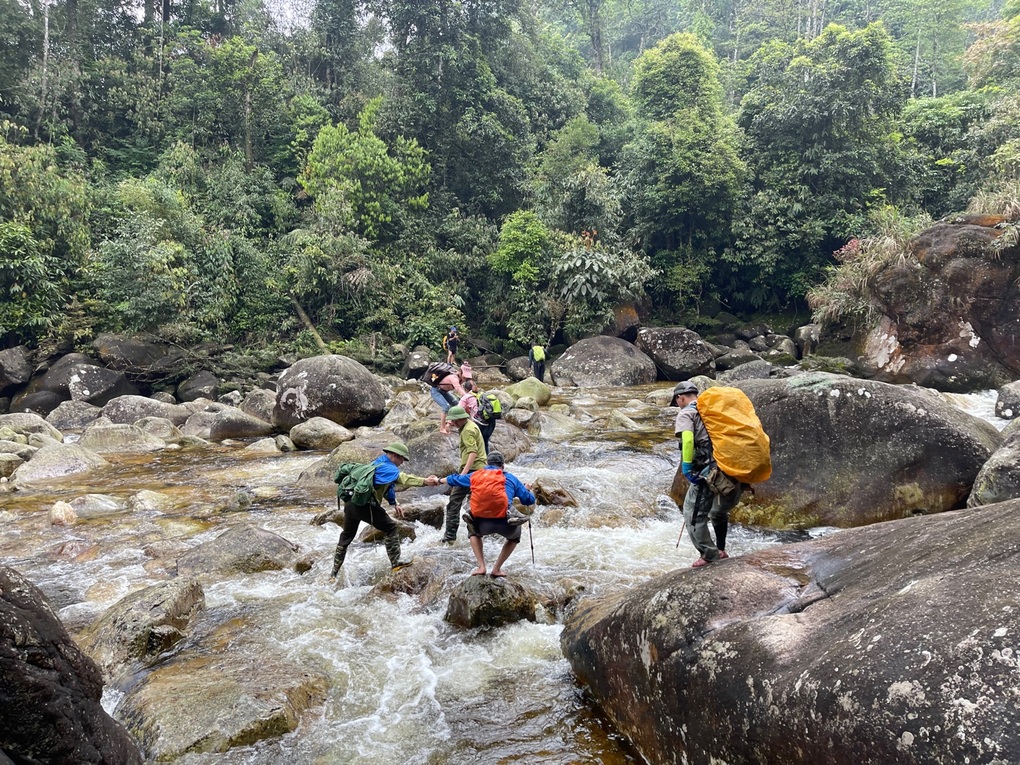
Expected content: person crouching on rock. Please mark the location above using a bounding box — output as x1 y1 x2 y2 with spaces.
330 443 439 580
440 451 534 577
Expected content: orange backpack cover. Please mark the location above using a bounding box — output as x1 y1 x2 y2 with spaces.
697 386 772 484
470 469 509 518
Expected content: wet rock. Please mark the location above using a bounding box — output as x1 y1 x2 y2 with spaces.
12 443 108 485
635 327 715 379
607 410 643 431
78 578 205 680
102 395 191 426
67 364 139 406
445 575 538 628
176 524 300 577
273 354 387 429
0 346 32 394
505 378 552 406
78 423 166 454
275 434 297 452
177 370 219 402
69 494 126 519
45 399 102 431
994 380 1020 419
181 409 218 439
116 649 327 760
561 499 1020 765
289 416 354 450
134 416 183 442
514 395 540 412
968 428 1020 507
551 337 656 387
0 565 143 764
127 490 176 513
10 389 65 416
528 411 586 441
244 437 280 454
685 375 1001 529
532 478 578 507
240 388 276 422
717 358 777 383
208 407 275 440
49 500 77 525
503 408 536 429
488 422 532 462
506 356 532 381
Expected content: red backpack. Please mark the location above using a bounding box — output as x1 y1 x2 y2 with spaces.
469 469 509 518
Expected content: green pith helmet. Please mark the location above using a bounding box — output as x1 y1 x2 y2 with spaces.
673 381 698 397
383 442 410 460
447 405 469 420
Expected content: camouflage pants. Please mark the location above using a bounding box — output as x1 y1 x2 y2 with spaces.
682 478 743 562
331 500 402 575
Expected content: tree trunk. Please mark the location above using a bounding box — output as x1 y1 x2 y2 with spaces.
244 49 258 170
289 294 330 354
35 0 49 140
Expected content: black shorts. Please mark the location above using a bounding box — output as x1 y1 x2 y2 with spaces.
468 516 522 542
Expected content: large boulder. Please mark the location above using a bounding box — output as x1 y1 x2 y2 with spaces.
0 346 32 394
634 327 715 379
45 400 102 431
289 416 354 450
995 379 1020 419
12 443 108 485
860 215 1020 391
505 377 552 406
37 352 98 396
176 524 300 577
207 408 275 440
403 345 432 380
77 578 205 680
295 440 381 488
0 566 143 764
102 395 191 426
273 354 387 429
92 333 173 373
177 370 219 402
551 337 656 387
561 499 1020 765
445 575 539 628
968 428 1020 507
0 412 64 442
9 390 65 416
67 364 139 406
240 388 276 423
674 374 1001 529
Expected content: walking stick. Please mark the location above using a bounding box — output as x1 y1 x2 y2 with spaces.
675 518 686 550
528 520 535 564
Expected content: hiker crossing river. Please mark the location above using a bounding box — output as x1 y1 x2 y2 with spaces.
0 383 1005 764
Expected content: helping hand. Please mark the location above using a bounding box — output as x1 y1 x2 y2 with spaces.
425 475 440 486
394 504 406 519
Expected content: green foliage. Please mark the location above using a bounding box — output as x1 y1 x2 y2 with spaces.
301 101 431 240
0 222 61 343
491 211 553 284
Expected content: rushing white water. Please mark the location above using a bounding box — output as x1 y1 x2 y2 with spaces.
0 383 1010 763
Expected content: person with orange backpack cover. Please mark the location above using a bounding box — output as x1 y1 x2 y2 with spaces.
441 451 535 577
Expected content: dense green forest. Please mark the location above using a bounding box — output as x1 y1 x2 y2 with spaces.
2 0 1020 356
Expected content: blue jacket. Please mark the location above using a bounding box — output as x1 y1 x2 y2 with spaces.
371 454 426 506
446 465 536 509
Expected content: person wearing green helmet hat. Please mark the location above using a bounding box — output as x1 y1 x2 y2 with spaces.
441 405 486 543
329 442 439 579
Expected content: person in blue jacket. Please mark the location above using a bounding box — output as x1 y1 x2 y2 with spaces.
440 451 535 577
330 443 439 579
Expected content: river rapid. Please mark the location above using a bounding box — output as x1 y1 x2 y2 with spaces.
0 383 1006 764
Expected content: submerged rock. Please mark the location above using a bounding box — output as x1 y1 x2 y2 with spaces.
561 499 1020 765
12 443 108 485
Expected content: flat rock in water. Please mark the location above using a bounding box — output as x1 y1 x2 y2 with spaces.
176 524 299 577
445 574 538 628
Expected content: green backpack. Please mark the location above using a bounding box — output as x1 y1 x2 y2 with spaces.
333 462 377 505
474 391 503 421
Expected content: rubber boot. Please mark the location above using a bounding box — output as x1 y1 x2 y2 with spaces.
384 531 409 569
331 541 348 578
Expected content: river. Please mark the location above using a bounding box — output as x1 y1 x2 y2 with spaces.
0 382 1007 763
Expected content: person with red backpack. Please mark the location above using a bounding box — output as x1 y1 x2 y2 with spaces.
441 451 535 577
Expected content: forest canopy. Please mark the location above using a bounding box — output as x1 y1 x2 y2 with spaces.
2 0 1019 354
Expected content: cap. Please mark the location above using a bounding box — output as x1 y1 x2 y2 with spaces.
486 451 505 466
672 381 698 397
383 442 410 460
447 405 469 421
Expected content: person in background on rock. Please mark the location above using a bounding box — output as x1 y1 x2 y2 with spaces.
431 367 466 435
441 451 534 577
441 405 486 543
459 359 473 382
459 379 495 451
672 381 742 567
330 443 439 580
529 342 546 382
443 326 460 364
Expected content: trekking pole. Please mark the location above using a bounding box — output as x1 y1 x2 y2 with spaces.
675 519 686 550
528 520 535 564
